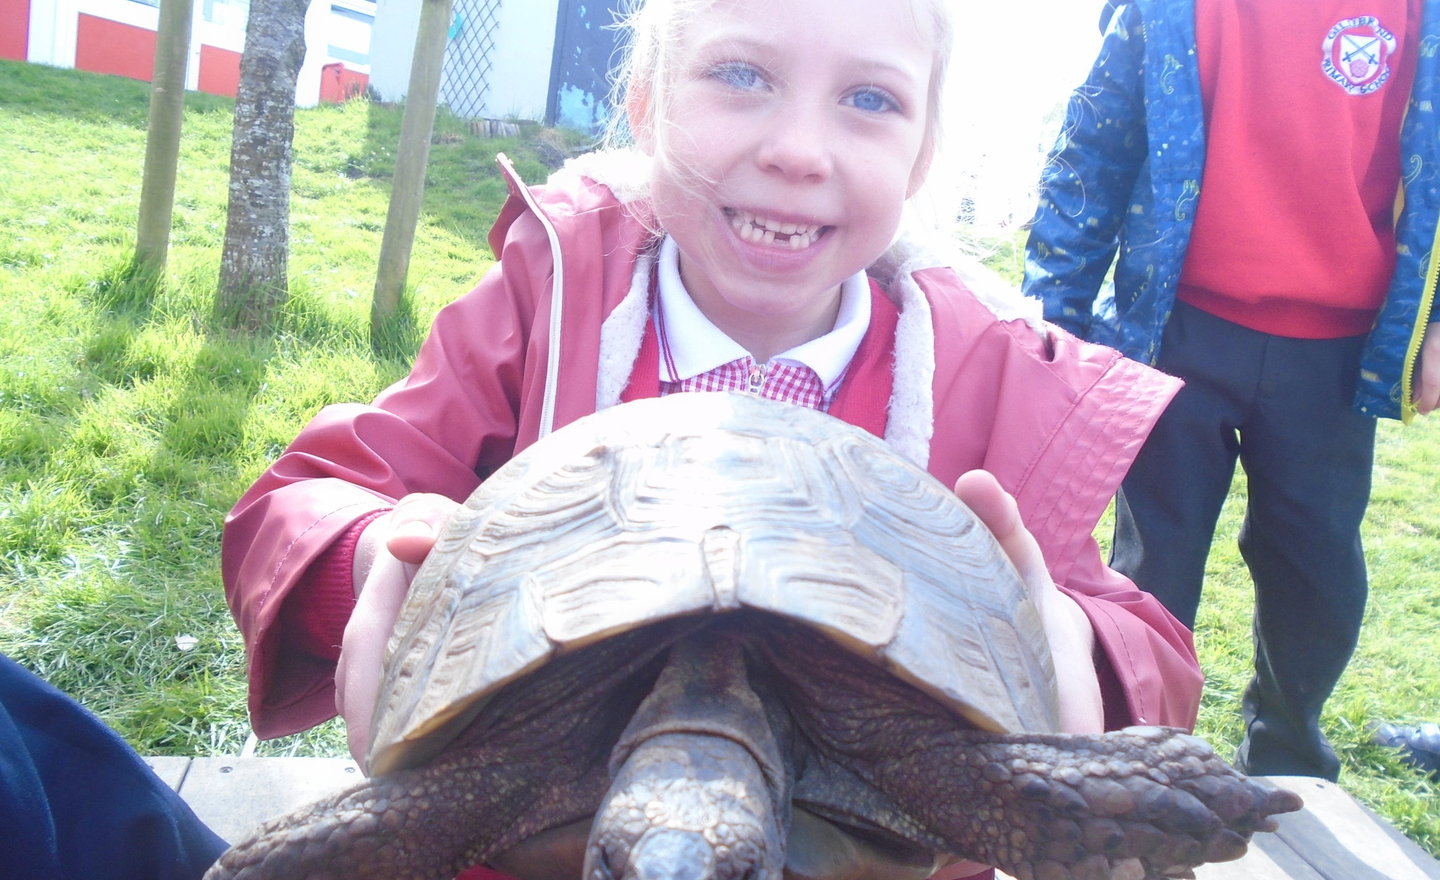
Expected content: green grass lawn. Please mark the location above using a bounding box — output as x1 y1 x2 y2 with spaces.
1 58 1436 855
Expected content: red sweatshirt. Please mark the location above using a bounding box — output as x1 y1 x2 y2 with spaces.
1178 0 1420 338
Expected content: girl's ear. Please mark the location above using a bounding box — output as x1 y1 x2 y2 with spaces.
627 79 656 154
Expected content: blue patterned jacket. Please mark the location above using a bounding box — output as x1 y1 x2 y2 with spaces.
1022 0 1440 421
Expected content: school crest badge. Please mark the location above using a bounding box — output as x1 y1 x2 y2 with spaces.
1322 16 1398 95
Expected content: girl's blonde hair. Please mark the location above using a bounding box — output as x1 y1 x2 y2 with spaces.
604 0 955 166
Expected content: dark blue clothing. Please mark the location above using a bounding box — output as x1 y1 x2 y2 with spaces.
1111 303 1374 780
0 655 227 880
1021 0 1439 782
1023 0 1440 422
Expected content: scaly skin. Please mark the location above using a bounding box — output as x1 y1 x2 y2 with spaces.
205 725 1300 880
207 621 1303 880
587 732 783 880
877 725 1302 880
762 624 1304 880
205 625 679 880
203 748 610 880
585 632 791 880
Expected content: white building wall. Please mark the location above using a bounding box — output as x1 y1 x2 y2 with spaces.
191 0 245 94
365 0 418 101
29 0 160 68
23 0 356 106
27 0 75 68
485 0 558 120
369 0 559 121
296 0 330 106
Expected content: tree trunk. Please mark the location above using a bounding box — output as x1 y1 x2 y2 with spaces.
215 0 312 332
135 0 194 274
370 0 454 346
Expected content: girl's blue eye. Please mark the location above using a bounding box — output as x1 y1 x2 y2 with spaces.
847 88 899 114
712 63 765 90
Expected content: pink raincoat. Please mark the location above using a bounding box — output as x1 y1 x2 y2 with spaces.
223 152 1200 743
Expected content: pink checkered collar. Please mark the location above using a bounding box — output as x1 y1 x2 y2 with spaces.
652 236 870 391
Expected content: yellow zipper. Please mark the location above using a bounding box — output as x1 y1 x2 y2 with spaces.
1401 215 1440 424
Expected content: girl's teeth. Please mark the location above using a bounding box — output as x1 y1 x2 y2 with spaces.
731 211 821 249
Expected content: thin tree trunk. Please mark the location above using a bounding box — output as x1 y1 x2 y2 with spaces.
371 0 454 342
215 0 312 332
135 0 195 273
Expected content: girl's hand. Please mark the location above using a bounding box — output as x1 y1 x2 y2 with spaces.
335 493 461 769
953 470 1104 734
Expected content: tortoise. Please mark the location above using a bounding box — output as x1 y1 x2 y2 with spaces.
207 392 1301 880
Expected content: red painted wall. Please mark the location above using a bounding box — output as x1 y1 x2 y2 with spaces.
197 43 241 98
75 14 154 82
320 62 369 103
1 0 29 61
13 7 366 103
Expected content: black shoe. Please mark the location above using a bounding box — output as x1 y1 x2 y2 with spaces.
1370 722 1440 779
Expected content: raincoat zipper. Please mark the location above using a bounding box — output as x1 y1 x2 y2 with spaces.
1400 213 1440 423
747 362 765 395
496 151 565 439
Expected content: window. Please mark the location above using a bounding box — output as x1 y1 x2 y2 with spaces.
328 2 374 67
203 0 249 29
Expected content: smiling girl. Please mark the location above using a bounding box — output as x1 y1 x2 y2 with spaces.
222 1 1202 877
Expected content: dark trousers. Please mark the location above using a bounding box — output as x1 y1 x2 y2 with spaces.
0 654 227 879
1112 302 1374 781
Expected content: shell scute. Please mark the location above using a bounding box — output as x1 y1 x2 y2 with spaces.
368 393 1059 775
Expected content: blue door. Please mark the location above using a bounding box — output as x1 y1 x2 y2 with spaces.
547 0 624 132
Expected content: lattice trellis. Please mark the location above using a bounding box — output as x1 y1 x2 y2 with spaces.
439 0 503 120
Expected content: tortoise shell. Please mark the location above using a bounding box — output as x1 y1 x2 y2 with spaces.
206 392 1302 880
367 392 1058 776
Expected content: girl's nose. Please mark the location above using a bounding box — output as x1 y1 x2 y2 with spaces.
755 104 834 183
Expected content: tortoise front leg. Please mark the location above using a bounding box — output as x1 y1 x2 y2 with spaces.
764 633 1301 880
878 725 1304 880
204 750 610 880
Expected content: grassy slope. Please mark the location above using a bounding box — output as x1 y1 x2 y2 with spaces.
1 59 1436 853
0 58 559 755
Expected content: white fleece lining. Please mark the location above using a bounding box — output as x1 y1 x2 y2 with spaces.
597 248 658 410
557 149 653 206
867 236 1048 469
876 260 937 470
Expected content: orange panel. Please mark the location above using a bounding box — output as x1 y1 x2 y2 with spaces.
75 14 155 82
0 0 29 61
319 62 369 103
197 43 241 98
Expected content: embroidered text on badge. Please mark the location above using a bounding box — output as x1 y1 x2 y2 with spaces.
1322 16 1398 95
